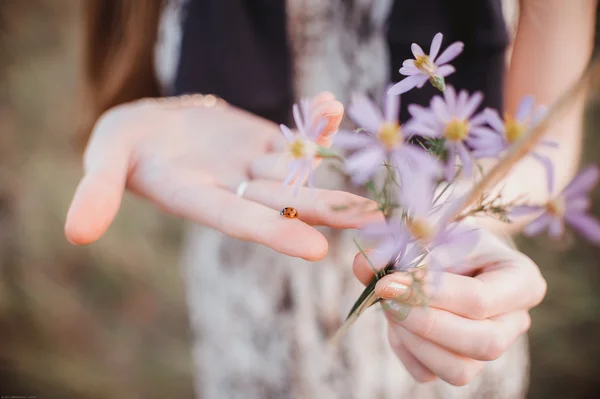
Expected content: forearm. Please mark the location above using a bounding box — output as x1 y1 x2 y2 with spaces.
483 0 597 233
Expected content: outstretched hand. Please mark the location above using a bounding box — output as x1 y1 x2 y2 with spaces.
65 92 376 260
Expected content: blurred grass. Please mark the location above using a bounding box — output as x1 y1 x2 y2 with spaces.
0 1 599 398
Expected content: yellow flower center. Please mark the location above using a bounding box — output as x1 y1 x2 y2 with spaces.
444 118 470 142
414 55 436 75
504 116 526 144
289 138 316 159
377 122 402 150
407 218 435 243
546 197 566 217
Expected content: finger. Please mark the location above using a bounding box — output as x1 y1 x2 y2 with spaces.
65 115 132 245
143 175 329 260
354 236 547 319
372 266 544 320
392 325 485 387
311 99 344 145
387 325 437 383
352 249 386 286
238 179 383 228
351 250 391 286
267 96 343 152
386 297 531 361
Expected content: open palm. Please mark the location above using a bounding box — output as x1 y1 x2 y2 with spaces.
65 93 374 259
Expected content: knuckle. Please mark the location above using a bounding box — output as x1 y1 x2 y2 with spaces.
532 272 548 306
521 312 532 333
467 281 489 320
448 362 483 386
414 372 437 384
520 254 547 307
476 326 506 361
417 310 438 340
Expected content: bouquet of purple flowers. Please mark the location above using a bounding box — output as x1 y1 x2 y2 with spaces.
279 33 600 341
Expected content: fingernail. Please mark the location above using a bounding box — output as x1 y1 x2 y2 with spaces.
379 282 411 300
382 299 412 322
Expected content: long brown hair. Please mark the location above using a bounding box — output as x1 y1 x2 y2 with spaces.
82 0 163 143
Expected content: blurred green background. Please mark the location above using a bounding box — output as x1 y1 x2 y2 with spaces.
0 1 599 398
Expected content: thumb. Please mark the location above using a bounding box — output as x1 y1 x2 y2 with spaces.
309 91 344 146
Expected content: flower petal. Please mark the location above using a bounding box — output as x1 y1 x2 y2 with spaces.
399 66 420 75
443 85 457 111
397 173 435 218
456 143 473 177
548 217 565 239
280 124 295 142
402 59 416 68
292 162 310 196
461 91 483 119
400 145 442 178
564 212 600 244
411 43 425 58
435 41 464 65
402 120 441 138
483 108 505 133
563 165 600 198
384 87 401 123
333 130 375 150
510 205 544 218
292 103 305 135
531 152 555 195
566 196 591 212
431 96 451 122
372 237 409 270
456 90 468 111
436 64 455 77
348 95 384 133
444 145 457 182
307 168 316 188
415 74 430 88
309 117 327 140
541 139 559 148
435 224 481 262
388 74 423 95
471 147 502 159
345 146 386 184
282 160 302 188
515 95 535 122
469 112 489 128
469 126 502 142
430 32 443 60
407 104 432 120
523 214 552 237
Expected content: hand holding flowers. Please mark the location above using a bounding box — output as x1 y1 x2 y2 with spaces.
276 32 600 385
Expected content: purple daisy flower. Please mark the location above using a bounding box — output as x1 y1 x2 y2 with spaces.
511 165 600 244
280 98 326 195
360 220 418 271
333 90 441 186
388 32 464 95
398 174 481 268
404 86 487 181
469 95 558 193
363 173 480 276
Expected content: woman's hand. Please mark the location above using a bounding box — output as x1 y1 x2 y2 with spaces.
65 92 374 260
352 229 547 386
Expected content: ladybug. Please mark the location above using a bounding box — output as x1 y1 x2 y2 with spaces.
280 207 298 218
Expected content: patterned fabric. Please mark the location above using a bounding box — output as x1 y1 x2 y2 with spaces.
155 1 529 398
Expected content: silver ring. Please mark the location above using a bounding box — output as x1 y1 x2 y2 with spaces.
236 180 250 198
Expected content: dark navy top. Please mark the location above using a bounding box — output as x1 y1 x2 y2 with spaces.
175 0 509 124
